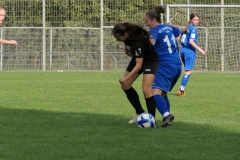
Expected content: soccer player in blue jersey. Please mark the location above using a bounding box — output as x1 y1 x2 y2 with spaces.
112 22 159 124
145 6 182 127
177 13 206 96
0 7 18 45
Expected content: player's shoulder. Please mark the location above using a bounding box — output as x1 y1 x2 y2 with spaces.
161 24 173 29
149 26 160 31
150 25 160 33
153 24 169 30
188 24 197 31
149 26 159 35
157 24 175 32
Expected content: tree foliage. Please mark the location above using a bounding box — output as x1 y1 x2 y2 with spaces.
0 0 239 27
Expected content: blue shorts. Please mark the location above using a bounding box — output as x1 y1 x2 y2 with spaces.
152 64 182 92
180 47 196 70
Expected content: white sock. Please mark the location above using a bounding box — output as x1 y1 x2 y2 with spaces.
163 112 170 118
180 86 185 91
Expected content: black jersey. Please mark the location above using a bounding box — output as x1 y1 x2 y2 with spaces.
124 39 158 64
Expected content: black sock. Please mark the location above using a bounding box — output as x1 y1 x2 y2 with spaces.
145 96 156 117
124 87 144 114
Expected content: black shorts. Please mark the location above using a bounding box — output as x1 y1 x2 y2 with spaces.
126 58 158 75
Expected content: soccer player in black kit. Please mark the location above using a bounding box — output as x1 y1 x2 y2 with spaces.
112 22 158 124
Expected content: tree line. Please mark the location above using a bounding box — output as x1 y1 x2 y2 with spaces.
0 0 238 27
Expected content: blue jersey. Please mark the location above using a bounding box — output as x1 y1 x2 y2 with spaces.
180 24 198 51
149 24 182 65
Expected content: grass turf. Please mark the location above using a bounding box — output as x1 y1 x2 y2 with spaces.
0 72 239 160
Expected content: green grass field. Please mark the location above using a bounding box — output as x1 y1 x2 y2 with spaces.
0 72 239 160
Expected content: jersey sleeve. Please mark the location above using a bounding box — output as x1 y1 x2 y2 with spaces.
172 26 180 38
189 25 197 41
124 41 144 58
149 28 158 45
134 47 144 58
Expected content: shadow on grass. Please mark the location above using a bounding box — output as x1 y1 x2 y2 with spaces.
0 107 239 160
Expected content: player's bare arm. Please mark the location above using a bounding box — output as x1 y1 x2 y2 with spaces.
124 50 133 57
119 58 143 85
0 38 18 45
189 39 206 55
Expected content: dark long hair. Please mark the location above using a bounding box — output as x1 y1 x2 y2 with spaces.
145 6 165 23
112 22 152 55
183 13 199 34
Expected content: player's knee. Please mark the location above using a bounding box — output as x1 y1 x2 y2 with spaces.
142 88 152 98
121 84 131 91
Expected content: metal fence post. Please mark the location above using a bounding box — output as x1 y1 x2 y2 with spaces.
50 28 52 70
42 0 46 71
100 0 104 71
0 28 2 71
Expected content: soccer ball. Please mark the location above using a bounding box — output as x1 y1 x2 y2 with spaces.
136 113 156 128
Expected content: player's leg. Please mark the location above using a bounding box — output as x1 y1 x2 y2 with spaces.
122 59 145 123
152 65 174 127
166 64 181 113
178 48 196 96
162 95 173 126
153 90 174 127
142 73 156 118
178 70 191 95
163 96 170 111
121 71 145 123
153 89 168 117
141 61 158 118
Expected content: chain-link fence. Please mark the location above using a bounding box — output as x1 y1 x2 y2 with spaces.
0 0 239 72
166 4 240 72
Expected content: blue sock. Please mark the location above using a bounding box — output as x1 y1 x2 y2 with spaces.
153 95 168 116
180 74 191 90
163 96 170 112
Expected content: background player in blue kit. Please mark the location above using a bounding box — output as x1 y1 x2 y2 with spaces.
112 22 159 124
177 13 206 96
145 6 182 127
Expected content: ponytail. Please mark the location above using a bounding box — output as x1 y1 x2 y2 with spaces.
183 21 191 34
145 5 165 23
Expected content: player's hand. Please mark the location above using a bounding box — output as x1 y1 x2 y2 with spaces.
120 45 126 51
200 50 206 55
119 77 124 85
9 40 18 45
119 77 127 85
